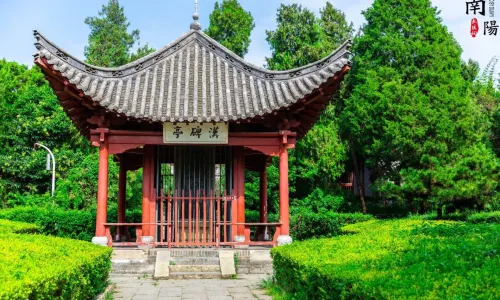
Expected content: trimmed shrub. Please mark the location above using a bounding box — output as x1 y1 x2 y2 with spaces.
467 211 500 224
271 220 500 299
0 221 112 299
0 206 143 241
0 219 39 234
290 209 373 240
0 206 95 241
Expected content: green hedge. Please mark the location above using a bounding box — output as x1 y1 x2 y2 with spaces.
467 211 500 224
0 206 143 241
0 221 112 299
0 219 39 234
0 207 95 241
271 219 500 299
290 209 373 240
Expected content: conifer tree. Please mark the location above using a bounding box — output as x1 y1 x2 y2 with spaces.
204 0 255 58
266 3 353 70
84 0 154 67
265 3 353 201
340 0 498 214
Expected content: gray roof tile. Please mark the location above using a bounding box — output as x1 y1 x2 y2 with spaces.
34 29 351 122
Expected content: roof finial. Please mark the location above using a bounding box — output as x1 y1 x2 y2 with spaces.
190 0 201 30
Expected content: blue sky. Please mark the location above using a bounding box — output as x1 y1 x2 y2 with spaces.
0 0 498 71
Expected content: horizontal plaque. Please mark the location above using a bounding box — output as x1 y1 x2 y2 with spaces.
163 123 228 144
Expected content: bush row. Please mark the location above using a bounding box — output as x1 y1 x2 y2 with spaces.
467 211 500 224
1 205 373 242
0 219 39 234
290 209 373 240
271 219 500 299
0 206 142 241
0 206 95 241
0 221 112 299
246 208 373 240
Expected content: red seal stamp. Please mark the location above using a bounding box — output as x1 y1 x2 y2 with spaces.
470 18 479 37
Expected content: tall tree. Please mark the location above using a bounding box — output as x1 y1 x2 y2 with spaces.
204 0 255 57
340 0 498 215
0 60 91 207
265 3 353 202
319 2 355 51
265 4 321 71
266 2 353 70
84 0 154 67
473 58 500 158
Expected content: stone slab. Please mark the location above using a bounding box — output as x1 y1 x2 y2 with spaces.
218 250 236 278
249 250 272 262
154 250 170 279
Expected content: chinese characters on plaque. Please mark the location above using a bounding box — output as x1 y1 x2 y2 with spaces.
163 123 228 144
466 0 497 37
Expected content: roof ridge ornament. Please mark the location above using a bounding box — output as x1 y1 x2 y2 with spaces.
190 0 202 31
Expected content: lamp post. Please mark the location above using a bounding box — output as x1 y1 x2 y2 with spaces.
34 143 56 199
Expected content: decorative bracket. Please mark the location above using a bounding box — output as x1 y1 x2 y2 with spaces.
91 127 110 147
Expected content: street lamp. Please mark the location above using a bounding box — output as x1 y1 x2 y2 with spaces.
34 143 56 198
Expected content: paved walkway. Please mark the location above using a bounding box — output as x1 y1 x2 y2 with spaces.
110 274 272 300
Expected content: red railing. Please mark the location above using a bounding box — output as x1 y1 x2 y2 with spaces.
340 172 354 191
157 189 234 247
105 189 282 247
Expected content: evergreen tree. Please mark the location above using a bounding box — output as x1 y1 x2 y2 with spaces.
340 0 498 214
84 0 154 67
319 2 355 51
265 4 321 71
204 0 255 58
474 58 500 160
265 3 353 203
266 2 353 70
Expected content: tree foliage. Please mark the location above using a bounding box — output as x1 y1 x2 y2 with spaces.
263 3 353 206
265 2 353 70
204 0 255 58
84 0 154 67
0 0 150 210
340 0 499 213
0 60 89 207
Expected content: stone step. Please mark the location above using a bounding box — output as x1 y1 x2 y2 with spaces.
111 262 155 275
169 264 221 273
168 249 220 257
170 257 220 265
169 272 222 279
112 249 148 261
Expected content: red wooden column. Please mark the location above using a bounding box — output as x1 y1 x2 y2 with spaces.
93 134 109 245
117 162 126 239
231 149 238 241
234 147 246 241
141 147 153 241
278 145 291 242
259 169 268 223
148 147 157 240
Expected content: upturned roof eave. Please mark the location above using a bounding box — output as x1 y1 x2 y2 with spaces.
33 27 351 132
34 29 351 79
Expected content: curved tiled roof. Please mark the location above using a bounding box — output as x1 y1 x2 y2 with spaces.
34 29 351 123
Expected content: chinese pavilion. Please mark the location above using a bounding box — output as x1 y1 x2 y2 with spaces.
33 12 351 247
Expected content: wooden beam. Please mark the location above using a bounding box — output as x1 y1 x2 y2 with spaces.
90 130 297 148
304 109 320 118
300 113 316 124
61 100 80 109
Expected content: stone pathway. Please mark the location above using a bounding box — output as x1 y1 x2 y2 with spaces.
110 274 272 300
